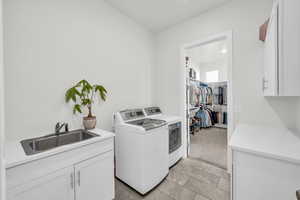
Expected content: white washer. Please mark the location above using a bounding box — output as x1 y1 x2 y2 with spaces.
113 109 169 195
144 107 183 168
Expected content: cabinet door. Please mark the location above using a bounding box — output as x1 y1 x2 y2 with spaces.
279 0 300 96
75 151 114 200
263 2 279 96
233 151 300 200
7 167 75 200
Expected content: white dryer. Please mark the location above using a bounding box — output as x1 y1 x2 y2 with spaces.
144 107 183 167
114 109 169 195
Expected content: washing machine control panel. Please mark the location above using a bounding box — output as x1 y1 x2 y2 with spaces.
120 109 145 121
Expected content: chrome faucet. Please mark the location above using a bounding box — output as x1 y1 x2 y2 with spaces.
55 122 69 134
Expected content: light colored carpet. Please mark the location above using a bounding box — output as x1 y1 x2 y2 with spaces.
190 128 227 169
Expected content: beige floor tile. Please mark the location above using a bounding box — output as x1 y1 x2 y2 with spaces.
190 128 227 169
146 189 175 200
192 159 230 180
194 194 211 200
184 165 220 185
217 177 230 192
210 189 230 200
158 179 196 200
183 177 216 199
167 167 190 186
115 158 231 200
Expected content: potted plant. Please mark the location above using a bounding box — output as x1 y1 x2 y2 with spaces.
65 79 107 130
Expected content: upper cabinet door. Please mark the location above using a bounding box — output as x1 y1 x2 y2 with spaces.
263 2 279 96
263 0 300 96
278 0 300 96
7 167 75 200
75 151 114 200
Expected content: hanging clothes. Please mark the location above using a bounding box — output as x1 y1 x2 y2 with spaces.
223 85 227 105
206 87 213 105
189 81 228 131
210 84 227 105
194 106 214 128
189 83 200 106
189 80 213 107
218 87 224 105
223 112 228 125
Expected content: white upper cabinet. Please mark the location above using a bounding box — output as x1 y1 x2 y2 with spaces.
263 2 278 96
263 0 300 96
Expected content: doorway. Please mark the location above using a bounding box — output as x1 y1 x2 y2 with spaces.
182 31 233 171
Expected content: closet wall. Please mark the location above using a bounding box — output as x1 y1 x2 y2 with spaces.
198 61 228 82
153 0 300 130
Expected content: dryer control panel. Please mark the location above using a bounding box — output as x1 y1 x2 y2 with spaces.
144 107 162 116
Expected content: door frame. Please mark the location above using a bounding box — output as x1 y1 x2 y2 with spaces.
180 30 234 172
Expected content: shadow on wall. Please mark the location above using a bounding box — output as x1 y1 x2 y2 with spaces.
266 97 300 130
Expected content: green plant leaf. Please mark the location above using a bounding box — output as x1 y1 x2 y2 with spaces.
74 88 81 96
94 85 107 101
65 89 72 102
65 87 79 103
73 104 82 114
66 80 107 115
82 99 92 106
77 80 93 93
77 79 87 87
80 80 93 98
86 82 93 91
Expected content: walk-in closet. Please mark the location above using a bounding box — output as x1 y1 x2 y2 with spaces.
186 38 229 169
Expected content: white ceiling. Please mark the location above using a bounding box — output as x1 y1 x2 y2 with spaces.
104 0 231 32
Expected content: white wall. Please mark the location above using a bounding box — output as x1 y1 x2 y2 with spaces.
188 59 228 82
3 0 155 140
0 0 5 198
198 60 228 82
153 0 300 130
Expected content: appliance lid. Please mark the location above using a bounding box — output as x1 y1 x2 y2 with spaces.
126 118 166 130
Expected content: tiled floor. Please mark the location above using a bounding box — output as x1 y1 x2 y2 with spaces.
190 128 227 169
115 158 231 200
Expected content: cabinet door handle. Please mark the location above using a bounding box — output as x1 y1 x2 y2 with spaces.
70 173 74 189
262 78 268 91
77 171 81 186
296 190 300 200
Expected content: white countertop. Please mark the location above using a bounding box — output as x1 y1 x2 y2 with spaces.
230 124 300 164
5 128 115 169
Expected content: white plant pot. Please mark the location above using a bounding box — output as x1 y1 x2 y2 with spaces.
83 116 97 130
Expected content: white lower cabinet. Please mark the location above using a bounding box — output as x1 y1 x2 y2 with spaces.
75 151 114 200
232 151 300 200
8 167 75 200
7 139 115 200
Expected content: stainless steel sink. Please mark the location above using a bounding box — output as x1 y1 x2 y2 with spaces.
21 129 99 155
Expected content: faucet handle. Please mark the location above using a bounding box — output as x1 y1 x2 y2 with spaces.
296 190 300 200
55 122 66 133
65 123 69 132
55 122 61 130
